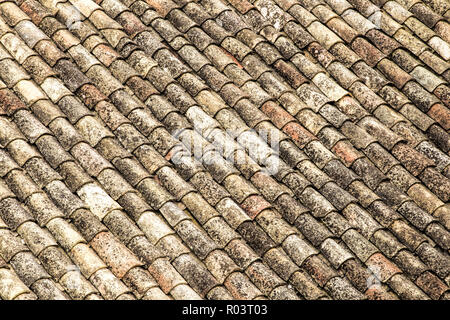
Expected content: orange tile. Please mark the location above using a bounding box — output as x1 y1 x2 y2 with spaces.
227 0 255 13
428 103 450 130
77 84 107 108
332 140 363 166
240 195 271 219
282 122 316 148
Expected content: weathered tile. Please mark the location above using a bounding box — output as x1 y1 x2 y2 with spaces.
90 231 143 278
46 217 85 250
224 271 262 299
173 253 218 296
388 273 429 300
0 0 448 301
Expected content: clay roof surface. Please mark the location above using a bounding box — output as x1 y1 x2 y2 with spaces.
0 0 449 300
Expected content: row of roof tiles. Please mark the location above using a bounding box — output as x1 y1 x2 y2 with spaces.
0 0 448 300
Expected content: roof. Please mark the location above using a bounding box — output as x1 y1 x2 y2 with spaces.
0 0 449 300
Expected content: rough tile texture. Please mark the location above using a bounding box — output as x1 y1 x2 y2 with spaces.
0 0 448 301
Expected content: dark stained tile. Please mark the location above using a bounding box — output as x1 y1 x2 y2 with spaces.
416 271 448 300
366 29 400 54
351 37 385 67
0 89 27 115
409 3 441 28
302 254 337 287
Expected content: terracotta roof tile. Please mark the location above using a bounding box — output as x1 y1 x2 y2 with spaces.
0 0 448 300
416 270 448 299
